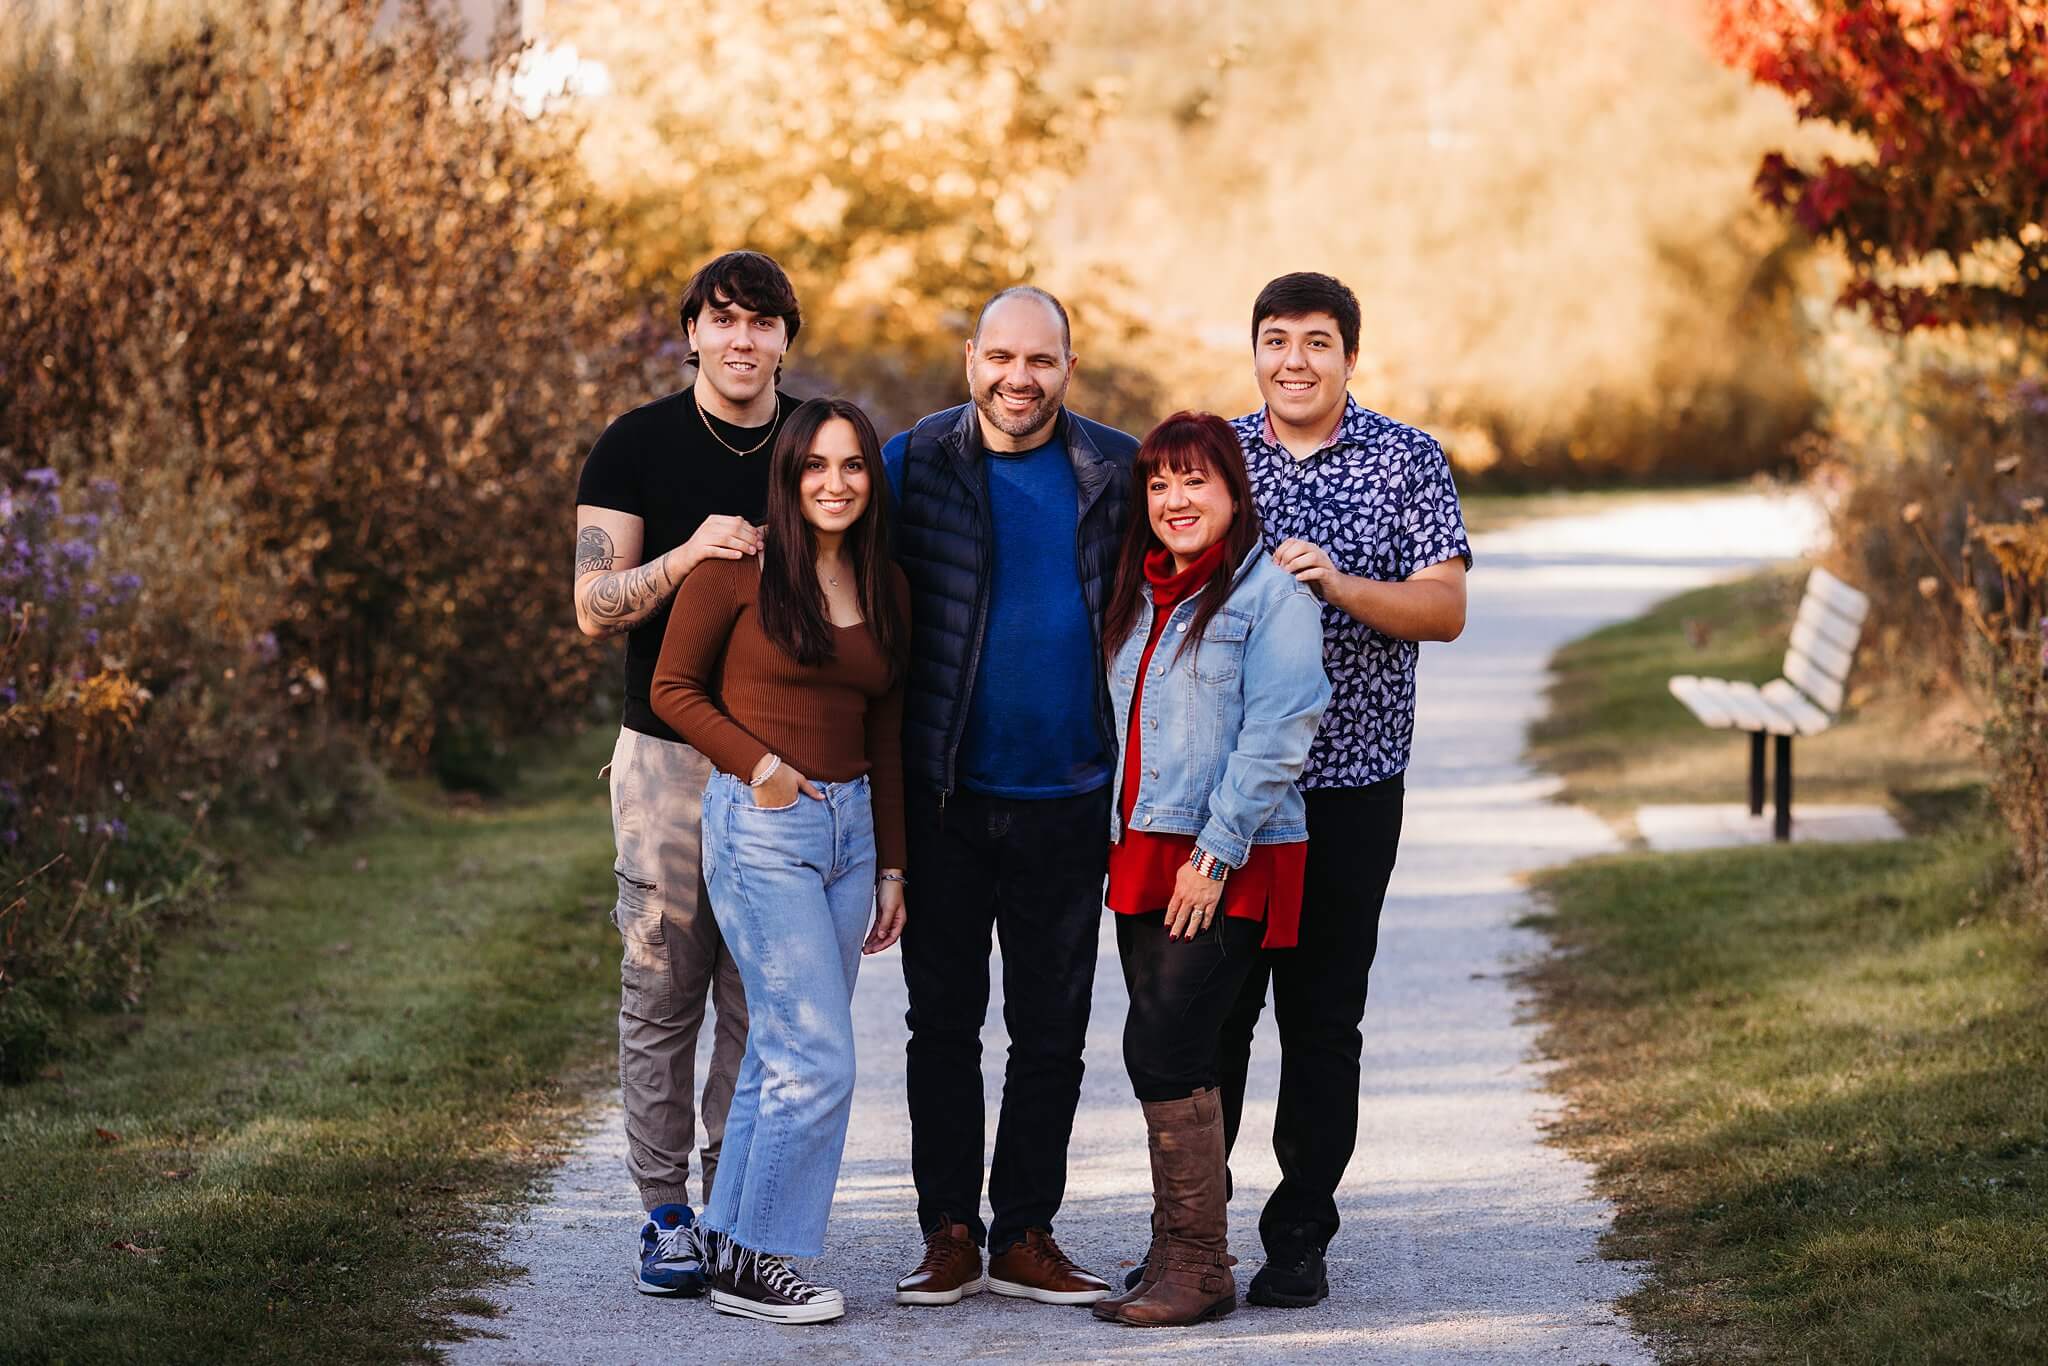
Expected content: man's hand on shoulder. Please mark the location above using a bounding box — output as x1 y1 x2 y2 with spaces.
1272 539 1467 642
678 515 763 574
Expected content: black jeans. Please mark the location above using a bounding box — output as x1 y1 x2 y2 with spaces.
900 783 1109 1252
1215 775 1405 1258
1117 908 1265 1103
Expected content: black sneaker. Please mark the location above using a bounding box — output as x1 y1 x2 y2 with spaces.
1246 1236 1329 1308
709 1241 845 1324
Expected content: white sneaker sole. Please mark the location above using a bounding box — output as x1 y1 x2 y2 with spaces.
635 1272 704 1296
709 1288 845 1324
987 1276 1110 1305
895 1273 987 1306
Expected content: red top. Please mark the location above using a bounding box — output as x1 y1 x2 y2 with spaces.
1106 543 1307 949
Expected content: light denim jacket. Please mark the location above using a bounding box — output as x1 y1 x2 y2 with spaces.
1106 545 1331 867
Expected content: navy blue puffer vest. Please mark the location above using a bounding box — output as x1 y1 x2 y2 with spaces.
883 403 1136 798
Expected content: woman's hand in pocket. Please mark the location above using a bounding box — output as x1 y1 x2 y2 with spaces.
750 753 822 809
865 876 907 955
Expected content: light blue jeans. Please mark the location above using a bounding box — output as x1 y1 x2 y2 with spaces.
698 769 876 1257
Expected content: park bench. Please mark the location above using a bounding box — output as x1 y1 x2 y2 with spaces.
1667 567 1871 842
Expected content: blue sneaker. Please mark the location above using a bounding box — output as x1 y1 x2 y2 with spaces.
636 1203 706 1296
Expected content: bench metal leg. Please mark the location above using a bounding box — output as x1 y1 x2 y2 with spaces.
1774 734 1792 842
1749 732 1766 816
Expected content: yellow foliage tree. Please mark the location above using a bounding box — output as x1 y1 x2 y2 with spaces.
552 0 1104 379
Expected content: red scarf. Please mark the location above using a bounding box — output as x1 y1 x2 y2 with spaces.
1143 539 1229 610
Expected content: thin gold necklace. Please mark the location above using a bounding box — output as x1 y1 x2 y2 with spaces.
696 389 780 456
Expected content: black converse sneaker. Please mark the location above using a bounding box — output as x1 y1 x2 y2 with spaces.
709 1239 845 1324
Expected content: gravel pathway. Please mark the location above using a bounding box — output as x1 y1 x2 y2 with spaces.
448 490 1822 1365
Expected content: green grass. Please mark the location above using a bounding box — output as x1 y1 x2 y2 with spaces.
0 726 623 1365
1523 570 2048 1363
1527 570 1982 827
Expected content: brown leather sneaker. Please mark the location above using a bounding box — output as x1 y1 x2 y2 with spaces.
895 1221 985 1306
987 1228 1112 1305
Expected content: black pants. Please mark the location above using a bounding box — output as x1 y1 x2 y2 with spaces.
900 783 1109 1252
1117 908 1265 1102
1215 776 1405 1258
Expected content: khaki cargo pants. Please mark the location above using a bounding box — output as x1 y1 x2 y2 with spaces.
606 727 748 1211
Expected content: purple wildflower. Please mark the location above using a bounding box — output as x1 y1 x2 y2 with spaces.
109 572 143 601
24 468 58 488
254 630 280 663
0 683 14 707
58 540 95 566
82 628 100 648
1 829 17 847
91 478 120 498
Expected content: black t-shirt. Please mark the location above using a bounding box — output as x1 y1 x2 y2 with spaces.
576 387 796 740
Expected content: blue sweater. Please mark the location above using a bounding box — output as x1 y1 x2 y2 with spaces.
954 438 1111 797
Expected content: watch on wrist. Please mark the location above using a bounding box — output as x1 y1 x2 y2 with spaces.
1189 847 1231 882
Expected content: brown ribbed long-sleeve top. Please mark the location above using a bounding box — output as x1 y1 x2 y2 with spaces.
650 556 910 869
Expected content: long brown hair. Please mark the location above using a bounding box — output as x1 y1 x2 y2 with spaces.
757 397 903 670
1102 411 1263 661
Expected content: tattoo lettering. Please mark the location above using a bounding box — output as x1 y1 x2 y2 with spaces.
580 554 677 636
575 525 617 576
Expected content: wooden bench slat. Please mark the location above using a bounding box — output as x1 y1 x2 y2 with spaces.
1690 676 1794 734
1794 593 1865 654
1806 566 1870 625
1669 674 1738 729
1788 617 1856 682
1718 679 1802 736
1762 678 1834 735
1784 650 1846 714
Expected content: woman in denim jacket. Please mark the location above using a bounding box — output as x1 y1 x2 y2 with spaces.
1092 411 1330 1328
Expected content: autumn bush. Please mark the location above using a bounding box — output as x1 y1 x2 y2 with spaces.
0 0 650 1061
1715 0 2048 883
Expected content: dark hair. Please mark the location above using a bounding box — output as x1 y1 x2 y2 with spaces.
973 284 1072 354
1102 411 1263 663
680 250 803 367
757 397 903 672
1250 271 1360 359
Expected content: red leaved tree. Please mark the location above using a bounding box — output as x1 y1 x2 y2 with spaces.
1712 0 2048 332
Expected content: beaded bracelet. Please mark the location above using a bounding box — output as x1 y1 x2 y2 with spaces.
878 871 908 885
1188 847 1231 882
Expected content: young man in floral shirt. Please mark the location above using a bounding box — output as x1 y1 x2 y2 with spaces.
1217 271 1471 1306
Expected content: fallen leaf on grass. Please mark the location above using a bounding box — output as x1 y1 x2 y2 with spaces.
160 1169 194 1181
352 856 370 872
323 941 353 957
93 1127 123 1145
109 1241 163 1257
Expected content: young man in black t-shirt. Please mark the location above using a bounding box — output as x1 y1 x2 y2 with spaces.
573 250 802 1298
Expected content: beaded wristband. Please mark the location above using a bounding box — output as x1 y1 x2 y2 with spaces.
749 755 781 787
1188 847 1231 881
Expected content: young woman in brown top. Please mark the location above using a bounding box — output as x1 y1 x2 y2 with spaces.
650 396 910 1324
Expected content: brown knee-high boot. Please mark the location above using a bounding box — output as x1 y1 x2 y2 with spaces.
1106 1088 1236 1327
1092 1110 1170 1317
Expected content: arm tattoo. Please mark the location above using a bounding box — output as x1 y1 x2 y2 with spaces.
580 553 678 637
575 525 617 576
